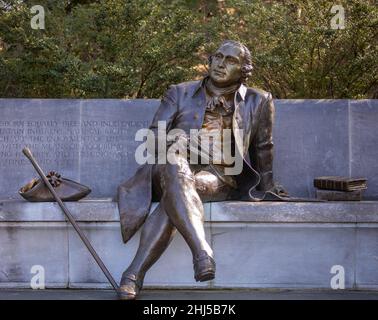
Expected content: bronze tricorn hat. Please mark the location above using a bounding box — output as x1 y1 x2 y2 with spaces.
19 171 91 202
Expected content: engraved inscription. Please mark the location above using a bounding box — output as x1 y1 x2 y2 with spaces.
80 120 149 160
0 119 150 167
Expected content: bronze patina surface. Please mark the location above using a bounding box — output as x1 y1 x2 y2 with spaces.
117 40 287 300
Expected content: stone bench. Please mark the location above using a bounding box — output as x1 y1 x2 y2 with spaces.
0 98 377 289
1 199 378 289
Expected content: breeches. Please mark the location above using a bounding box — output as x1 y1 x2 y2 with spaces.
151 156 237 203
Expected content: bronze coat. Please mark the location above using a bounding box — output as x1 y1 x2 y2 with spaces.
118 79 275 243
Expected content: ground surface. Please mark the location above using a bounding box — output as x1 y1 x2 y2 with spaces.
1 289 378 300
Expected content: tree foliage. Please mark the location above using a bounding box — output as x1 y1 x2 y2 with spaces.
0 0 377 98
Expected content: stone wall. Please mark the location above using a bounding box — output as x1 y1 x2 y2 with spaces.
0 99 377 200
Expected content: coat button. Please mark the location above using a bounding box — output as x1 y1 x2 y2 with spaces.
194 113 199 119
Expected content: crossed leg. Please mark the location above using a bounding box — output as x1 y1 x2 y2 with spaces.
123 156 211 273
122 203 177 282
160 156 213 258
120 156 230 298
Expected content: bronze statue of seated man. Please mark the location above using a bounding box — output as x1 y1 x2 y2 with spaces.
117 40 287 300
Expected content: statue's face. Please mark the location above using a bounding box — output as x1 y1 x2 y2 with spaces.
209 44 244 87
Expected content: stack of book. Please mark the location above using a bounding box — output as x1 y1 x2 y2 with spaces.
314 176 367 201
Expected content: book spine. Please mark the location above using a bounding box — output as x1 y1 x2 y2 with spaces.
314 179 348 191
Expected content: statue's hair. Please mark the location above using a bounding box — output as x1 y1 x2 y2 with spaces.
208 40 253 84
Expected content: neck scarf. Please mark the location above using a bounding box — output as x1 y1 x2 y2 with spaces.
205 77 240 113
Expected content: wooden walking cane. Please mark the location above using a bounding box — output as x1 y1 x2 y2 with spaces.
22 147 120 294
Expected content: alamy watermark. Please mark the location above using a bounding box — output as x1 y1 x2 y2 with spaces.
330 265 345 289
134 121 244 175
30 265 45 289
330 5 345 30
30 5 45 30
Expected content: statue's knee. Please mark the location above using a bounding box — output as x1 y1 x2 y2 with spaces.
163 158 194 186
